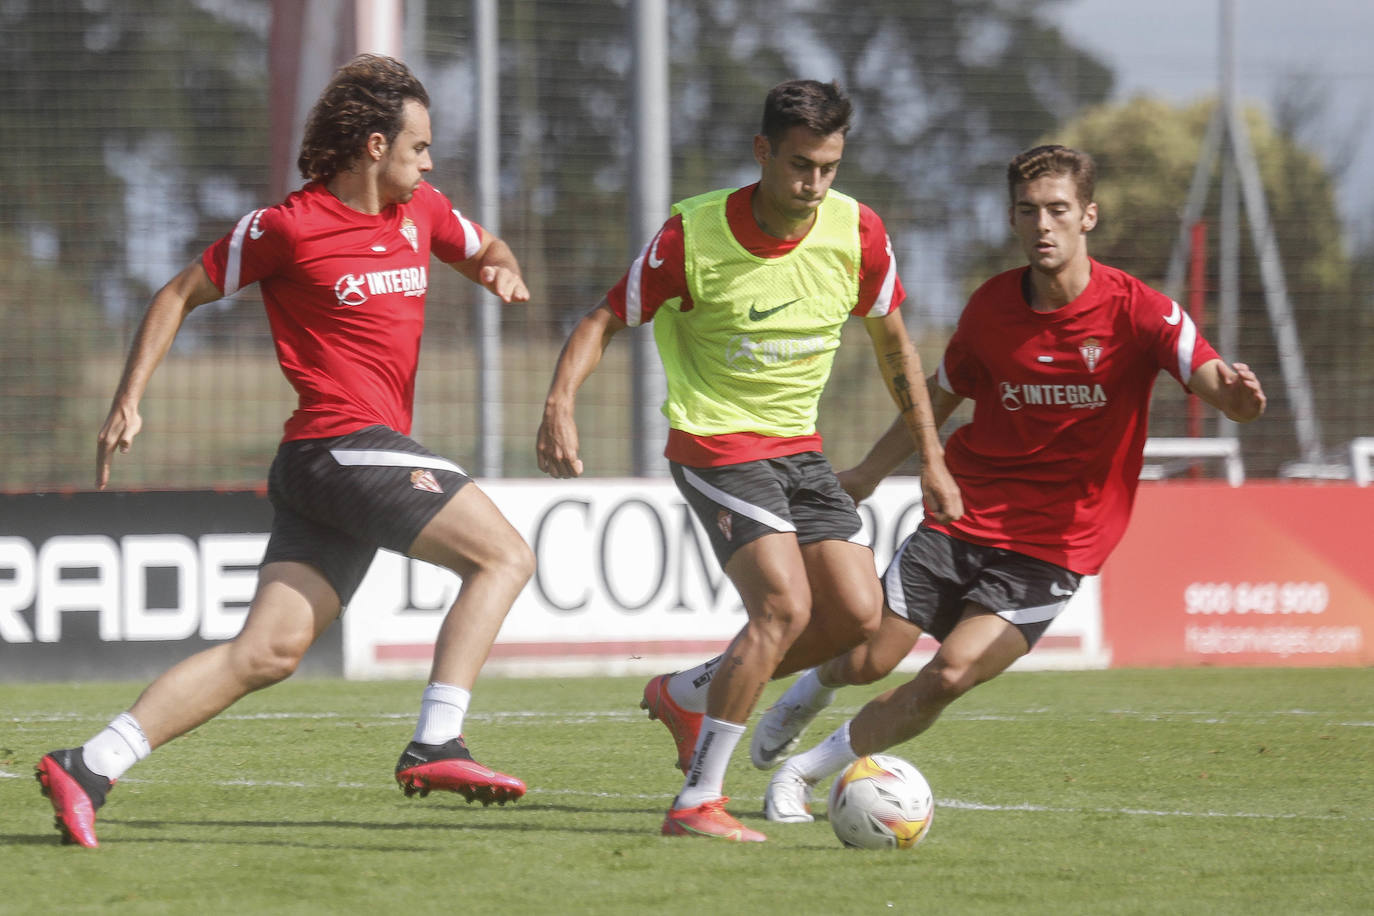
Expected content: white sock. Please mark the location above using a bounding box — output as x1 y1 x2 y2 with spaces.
82 712 151 781
665 655 721 714
674 716 746 809
780 667 837 712
412 682 471 745
788 720 859 784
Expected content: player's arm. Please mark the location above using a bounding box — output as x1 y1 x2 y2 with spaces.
451 229 530 304
840 374 965 504
97 260 224 489
860 311 963 522
1187 358 1266 422
536 298 628 478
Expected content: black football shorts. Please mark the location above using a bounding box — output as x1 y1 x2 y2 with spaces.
669 451 864 567
262 425 472 606
882 525 1082 647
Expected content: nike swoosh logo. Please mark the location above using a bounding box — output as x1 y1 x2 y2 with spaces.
1049 582 1074 597
647 232 665 269
1163 301 1182 326
749 297 804 321
758 741 792 760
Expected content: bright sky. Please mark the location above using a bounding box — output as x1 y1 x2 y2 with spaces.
1051 0 1374 240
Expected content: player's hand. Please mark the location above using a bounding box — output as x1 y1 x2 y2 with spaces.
919 461 963 524
479 265 530 304
837 466 879 505
96 401 142 490
536 410 584 478
1219 361 1266 422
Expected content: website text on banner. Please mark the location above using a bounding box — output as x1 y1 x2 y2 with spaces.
1100 483 1374 667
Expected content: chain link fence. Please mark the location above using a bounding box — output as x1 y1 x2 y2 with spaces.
2 0 1370 491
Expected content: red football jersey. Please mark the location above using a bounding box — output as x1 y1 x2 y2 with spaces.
604 183 904 465
927 260 1220 575
202 181 483 442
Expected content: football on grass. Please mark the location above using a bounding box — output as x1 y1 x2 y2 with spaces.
828 754 935 850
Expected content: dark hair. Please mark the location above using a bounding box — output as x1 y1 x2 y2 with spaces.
297 54 430 182
1007 145 1096 207
760 79 853 147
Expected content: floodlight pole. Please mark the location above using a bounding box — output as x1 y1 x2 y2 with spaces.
474 0 503 476
629 0 671 476
1162 0 1324 468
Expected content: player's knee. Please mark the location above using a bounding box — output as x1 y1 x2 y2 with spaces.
919 658 979 703
849 648 893 685
835 579 884 644
233 637 307 688
853 599 883 644
472 538 533 589
489 536 536 588
759 591 811 642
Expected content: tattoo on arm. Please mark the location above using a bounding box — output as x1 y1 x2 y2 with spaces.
892 373 914 411
884 349 915 412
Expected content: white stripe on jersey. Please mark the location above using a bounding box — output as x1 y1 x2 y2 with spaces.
680 467 796 533
1176 309 1199 384
867 233 899 317
623 236 652 327
451 209 481 259
937 358 954 394
330 448 468 476
222 209 261 297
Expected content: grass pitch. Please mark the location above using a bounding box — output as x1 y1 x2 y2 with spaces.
3 668 1371 915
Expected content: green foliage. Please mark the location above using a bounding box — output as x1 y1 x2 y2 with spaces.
0 235 104 489
4 669 1371 913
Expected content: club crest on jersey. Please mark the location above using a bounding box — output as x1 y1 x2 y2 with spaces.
400 217 418 253
410 469 443 493
1079 337 1103 372
717 510 733 542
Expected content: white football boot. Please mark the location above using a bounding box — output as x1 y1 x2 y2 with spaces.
763 765 818 823
750 696 822 770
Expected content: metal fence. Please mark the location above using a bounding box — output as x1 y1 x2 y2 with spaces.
2 0 1371 491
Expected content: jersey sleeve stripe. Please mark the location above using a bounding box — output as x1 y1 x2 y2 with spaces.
1176 310 1198 383
451 209 481 259
866 234 899 317
222 209 260 297
681 467 797 533
623 241 650 327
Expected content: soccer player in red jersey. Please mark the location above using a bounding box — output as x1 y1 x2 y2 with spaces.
759 145 1267 823
537 80 962 842
36 55 533 848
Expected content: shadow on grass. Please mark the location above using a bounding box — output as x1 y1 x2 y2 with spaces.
0 833 73 847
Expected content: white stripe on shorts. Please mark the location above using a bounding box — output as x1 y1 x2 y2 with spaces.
680 467 796 533
996 600 1065 627
329 448 467 476
882 539 911 618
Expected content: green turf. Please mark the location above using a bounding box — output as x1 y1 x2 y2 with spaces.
3 668 1371 914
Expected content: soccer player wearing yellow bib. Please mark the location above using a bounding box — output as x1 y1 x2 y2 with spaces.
537 80 962 842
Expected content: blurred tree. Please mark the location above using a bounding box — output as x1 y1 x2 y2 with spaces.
962 96 1362 474
0 0 269 330
0 234 104 489
419 0 1113 336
